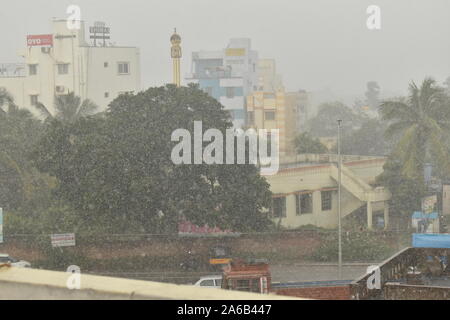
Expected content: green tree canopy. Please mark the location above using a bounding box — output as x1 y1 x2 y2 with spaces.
34 92 98 123
340 119 389 156
0 88 52 212
32 84 272 233
380 77 450 180
308 101 367 137
294 132 328 154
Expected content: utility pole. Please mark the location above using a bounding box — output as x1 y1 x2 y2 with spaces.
337 119 342 280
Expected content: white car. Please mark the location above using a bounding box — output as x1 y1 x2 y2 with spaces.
0 254 31 268
194 275 222 289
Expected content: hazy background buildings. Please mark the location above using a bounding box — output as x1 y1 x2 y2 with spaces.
1 0 449 100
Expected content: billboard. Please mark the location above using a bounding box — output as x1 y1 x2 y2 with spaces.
27 34 53 47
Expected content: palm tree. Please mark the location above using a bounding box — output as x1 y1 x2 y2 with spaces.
380 77 450 179
34 92 98 123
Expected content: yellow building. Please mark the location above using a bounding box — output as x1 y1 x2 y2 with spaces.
263 154 391 230
257 59 284 92
246 90 297 158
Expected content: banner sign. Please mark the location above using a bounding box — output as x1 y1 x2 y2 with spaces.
51 233 75 247
27 34 53 47
0 208 3 243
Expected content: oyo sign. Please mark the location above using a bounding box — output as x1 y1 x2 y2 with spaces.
27 34 53 47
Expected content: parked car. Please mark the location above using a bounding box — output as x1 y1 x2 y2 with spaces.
194 275 222 289
0 254 31 268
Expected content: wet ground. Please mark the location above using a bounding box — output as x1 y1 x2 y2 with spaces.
91 262 373 284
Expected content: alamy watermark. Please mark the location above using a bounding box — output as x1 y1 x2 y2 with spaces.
171 121 280 175
366 5 381 30
66 265 81 290
366 265 381 290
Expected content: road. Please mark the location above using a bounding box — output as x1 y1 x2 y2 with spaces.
92 262 374 284
270 263 372 283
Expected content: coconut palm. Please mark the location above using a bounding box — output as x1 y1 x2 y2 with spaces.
380 77 450 179
35 92 98 123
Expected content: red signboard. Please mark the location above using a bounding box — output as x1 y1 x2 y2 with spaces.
27 34 53 47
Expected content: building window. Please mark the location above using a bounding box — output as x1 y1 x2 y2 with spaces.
30 95 39 106
57 64 69 75
321 191 332 211
118 62 130 75
28 64 38 76
296 193 313 215
104 62 109 68
104 92 109 98
272 197 286 218
264 111 276 121
247 111 254 125
226 87 235 98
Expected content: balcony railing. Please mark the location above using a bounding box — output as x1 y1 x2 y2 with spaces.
0 63 26 78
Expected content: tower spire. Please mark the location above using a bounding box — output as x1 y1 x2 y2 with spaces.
170 28 182 87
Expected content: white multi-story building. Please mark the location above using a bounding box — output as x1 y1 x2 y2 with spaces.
0 19 140 114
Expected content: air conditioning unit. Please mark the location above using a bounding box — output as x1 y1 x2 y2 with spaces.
55 85 66 93
41 47 51 54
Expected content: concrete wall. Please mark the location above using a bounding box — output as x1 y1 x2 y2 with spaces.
0 266 299 300
274 286 350 300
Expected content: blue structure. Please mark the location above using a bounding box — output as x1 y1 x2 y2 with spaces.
412 233 450 248
412 212 438 220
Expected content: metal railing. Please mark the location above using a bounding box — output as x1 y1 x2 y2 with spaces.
350 247 450 299
0 63 26 78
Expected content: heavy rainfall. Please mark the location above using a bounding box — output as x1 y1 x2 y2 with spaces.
0 0 449 301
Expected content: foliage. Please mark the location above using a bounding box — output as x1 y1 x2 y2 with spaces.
0 89 51 211
376 158 426 220
294 132 328 154
32 84 273 234
340 118 389 156
379 77 450 180
310 231 394 262
308 101 367 137
34 92 98 123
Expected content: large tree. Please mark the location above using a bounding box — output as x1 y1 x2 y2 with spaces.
32 84 272 233
308 101 367 137
0 88 50 211
377 78 450 227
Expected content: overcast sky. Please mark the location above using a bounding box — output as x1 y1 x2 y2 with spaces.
1 0 449 98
